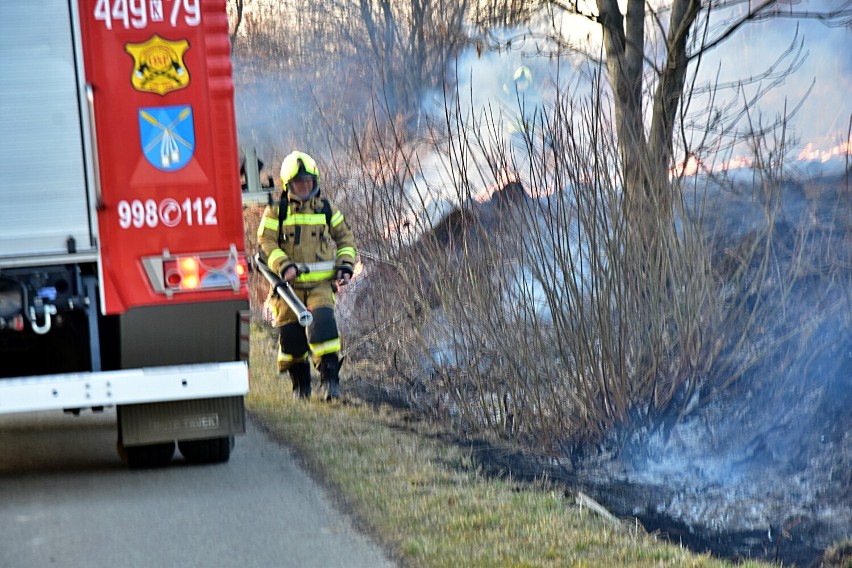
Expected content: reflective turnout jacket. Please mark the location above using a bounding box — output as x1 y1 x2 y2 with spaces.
257 193 356 288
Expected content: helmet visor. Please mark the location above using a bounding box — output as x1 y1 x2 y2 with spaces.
293 170 315 181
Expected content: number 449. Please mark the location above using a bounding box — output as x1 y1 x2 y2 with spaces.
93 0 200 31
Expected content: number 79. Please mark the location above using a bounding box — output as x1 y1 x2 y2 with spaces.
170 0 200 27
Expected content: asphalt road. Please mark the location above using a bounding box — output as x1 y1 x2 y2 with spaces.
0 409 396 568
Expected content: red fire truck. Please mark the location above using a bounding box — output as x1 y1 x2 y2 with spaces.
0 0 250 468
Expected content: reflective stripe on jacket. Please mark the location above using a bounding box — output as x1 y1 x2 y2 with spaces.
257 193 356 288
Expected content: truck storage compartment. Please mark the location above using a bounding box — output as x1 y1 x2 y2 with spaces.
0 263 96 378
0 2 95 264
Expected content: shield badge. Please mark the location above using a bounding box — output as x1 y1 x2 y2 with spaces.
138 105 195 172
125 35 190 95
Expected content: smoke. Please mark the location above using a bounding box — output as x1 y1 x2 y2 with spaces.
597 170 852 562
396 21 595 243
404 8 852 559
232 54 374 182
231 1 849 185
231 6 851 559
399 3 850 247
695 2 852 171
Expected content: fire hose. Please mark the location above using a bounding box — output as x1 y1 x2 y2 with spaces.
253 254 313 327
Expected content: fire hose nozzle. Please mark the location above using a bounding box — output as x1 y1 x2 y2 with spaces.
275 281 313 328
296 310 313 327
254 254 313 327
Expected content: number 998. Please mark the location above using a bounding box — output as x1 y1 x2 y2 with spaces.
118 199 158 228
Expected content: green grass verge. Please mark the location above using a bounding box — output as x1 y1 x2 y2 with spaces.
247 329 769 568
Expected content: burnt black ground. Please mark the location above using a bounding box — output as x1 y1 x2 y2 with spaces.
345 170 851 567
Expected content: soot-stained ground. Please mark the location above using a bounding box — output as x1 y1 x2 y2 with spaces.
575 173 851 565
345 170 851 566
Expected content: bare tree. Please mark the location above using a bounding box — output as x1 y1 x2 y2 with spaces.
228 0 244 52
546 0 851 224
355 0 471 116
472 0 545 27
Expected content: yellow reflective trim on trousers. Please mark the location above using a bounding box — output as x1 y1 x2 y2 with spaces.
278 348 307 363
336 247 355 259
267 249 287 266
330 211 344 227
296 270 335 283
310 338 340 356
283 213 326 226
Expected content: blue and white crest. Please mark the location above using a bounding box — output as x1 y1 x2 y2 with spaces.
138 105 195 171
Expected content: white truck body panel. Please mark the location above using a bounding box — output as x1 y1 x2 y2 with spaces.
0 2 97 264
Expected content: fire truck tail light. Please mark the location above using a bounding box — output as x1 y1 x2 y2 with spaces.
180 271 200 290
143 247 248 296
165 270 183 288
180 257 198 273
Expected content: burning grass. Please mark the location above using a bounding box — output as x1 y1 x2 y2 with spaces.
240 68 851 566
246 328 771 568
328 99 850 564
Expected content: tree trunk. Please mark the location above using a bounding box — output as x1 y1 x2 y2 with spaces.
648 0 701 218
597 0 699 226
228 0 244 53
597 0 648 233
360 0 399 111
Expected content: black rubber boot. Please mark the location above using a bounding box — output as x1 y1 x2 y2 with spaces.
288 362 311 400
319 354 340 402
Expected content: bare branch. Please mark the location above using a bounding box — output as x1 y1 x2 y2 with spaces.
690 0 779 59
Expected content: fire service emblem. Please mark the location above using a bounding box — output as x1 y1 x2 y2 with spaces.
125 35 190 95
138 105 195 172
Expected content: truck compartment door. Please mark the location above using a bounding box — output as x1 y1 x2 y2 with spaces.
0 3 95 264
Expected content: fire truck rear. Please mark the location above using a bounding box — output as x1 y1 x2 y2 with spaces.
0 0 250 468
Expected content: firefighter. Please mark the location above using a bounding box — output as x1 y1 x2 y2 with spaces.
256 151 356 401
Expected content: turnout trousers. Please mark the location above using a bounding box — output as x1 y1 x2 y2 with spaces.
275 282 341 373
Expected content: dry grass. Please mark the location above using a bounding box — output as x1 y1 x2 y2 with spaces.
247 328 771 568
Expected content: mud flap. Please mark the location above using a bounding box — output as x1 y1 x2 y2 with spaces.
118 396 245 446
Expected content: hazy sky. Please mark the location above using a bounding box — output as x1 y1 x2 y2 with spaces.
444 2 851 164
700 4 852 157
233 1 850 179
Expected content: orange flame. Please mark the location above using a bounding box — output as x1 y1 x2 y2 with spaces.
674 141 851 176
474 167 519 202
672 155 756 177
798 141 852 163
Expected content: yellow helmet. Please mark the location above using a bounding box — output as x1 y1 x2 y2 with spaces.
280 151 320 189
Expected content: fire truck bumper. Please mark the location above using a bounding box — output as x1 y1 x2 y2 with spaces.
0 361 249 414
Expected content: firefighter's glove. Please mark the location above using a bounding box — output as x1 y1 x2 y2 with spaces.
335 264 353 287
280 264 298 283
